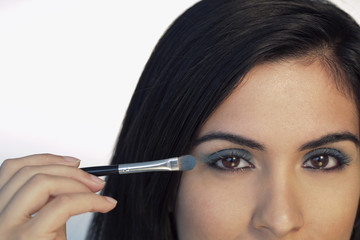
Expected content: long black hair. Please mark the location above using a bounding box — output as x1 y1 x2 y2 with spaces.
88 0 360 239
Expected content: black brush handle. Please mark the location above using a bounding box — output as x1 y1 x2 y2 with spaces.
81 165 118 176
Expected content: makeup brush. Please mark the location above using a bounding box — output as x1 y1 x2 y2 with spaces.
81 155 196 176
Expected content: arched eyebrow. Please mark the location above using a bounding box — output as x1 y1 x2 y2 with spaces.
298 132 360 151
193 131 360 151
192 132 265 151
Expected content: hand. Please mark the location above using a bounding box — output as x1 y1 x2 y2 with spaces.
0 154 117 240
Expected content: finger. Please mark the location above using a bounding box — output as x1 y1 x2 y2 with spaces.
56 225 67 240
0 174 98 227
0 164 105 212
0 154 80 187
28 192 116 235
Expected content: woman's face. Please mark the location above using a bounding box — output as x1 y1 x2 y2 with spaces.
175 59 360 239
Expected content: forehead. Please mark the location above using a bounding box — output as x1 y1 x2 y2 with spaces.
199 59 359 144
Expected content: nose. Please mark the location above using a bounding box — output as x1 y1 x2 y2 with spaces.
251 170 304 238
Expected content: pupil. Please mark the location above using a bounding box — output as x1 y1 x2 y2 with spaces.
222 157 240 168
311 155 329 168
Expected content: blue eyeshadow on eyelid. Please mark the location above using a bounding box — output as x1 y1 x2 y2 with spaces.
200 148 253 164
302 148 352 164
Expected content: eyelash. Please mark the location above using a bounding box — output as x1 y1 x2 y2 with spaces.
205 148 351 173
302 148 351 172
206 149 254 172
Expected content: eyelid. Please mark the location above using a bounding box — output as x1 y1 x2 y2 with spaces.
302 148 352 166
202 148 253 164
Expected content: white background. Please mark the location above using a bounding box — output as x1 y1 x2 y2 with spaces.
0 0 359 239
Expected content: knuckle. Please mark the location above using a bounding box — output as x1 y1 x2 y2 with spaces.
0 159 19 183
39 153 56 160
0 158 16 173
17 165 36 178
26 153 58 162
29 173 51 186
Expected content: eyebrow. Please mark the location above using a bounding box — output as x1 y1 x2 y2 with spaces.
298 132 360 151
193 131 360 151
193 132 265 151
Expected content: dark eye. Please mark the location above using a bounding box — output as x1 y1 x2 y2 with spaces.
215 156 254 170
302 154 336 169
207 149 255 171
302 148 351 171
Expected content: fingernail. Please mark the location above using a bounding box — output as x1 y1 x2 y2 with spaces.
90 174 105 185
62 157 81 166
104 196 117 205
63 156 81 163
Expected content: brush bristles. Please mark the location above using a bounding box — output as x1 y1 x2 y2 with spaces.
178 155 196 171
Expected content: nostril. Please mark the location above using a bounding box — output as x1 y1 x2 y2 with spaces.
251 192 304 238
253 214 303 238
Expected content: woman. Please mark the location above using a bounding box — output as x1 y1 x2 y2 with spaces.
1 0 360 239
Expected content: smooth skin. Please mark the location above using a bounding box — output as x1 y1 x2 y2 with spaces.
0 154 117 239
176 59 360 239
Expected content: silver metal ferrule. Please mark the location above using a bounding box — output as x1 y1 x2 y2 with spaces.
117 157 179 174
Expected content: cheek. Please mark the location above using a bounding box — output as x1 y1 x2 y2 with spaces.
302 168 360 237
174 167 360 239
175 170 255 239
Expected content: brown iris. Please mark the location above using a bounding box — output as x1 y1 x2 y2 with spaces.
310 155 329 169
221 156 240 168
